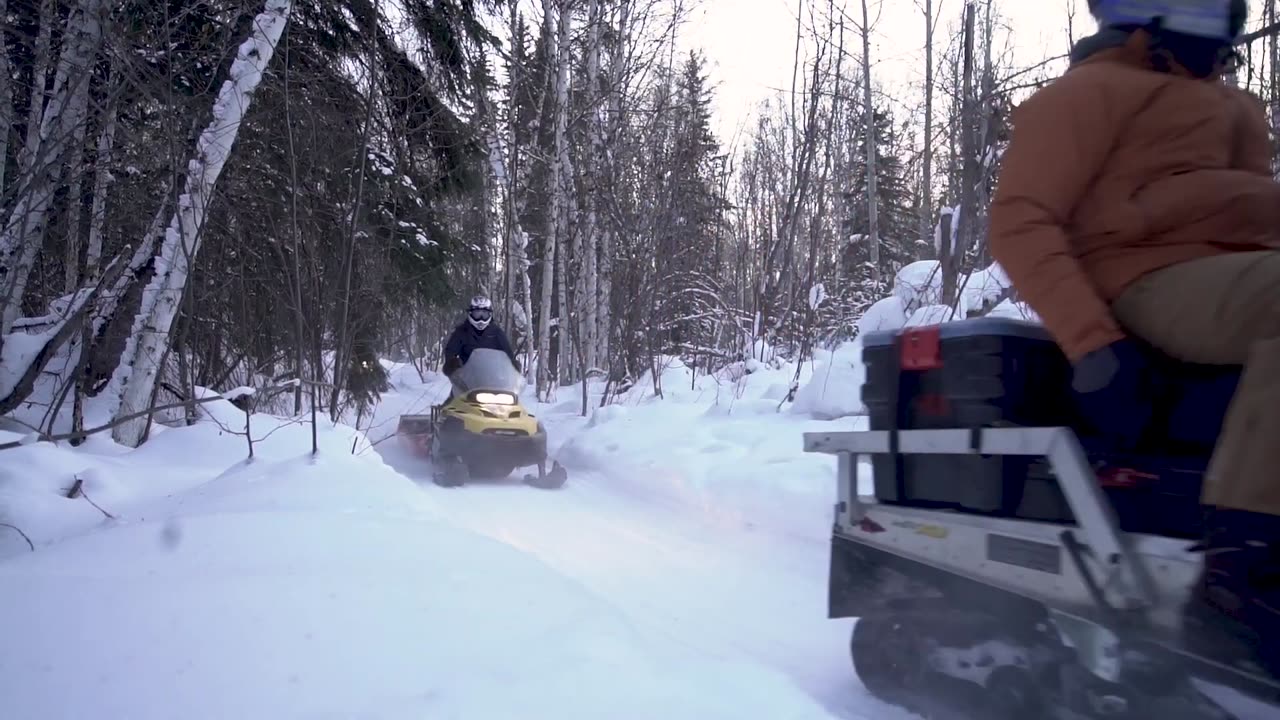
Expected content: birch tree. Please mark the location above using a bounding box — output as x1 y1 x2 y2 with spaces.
17 0 55 180
108 0 293 447
0 0 13 197
0 0 106 333
918 0 938 249
597 0 631 375
537 0 571 399
859 0 881 290
580 0 604 377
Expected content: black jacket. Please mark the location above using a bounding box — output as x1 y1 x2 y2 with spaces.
443 322 518 375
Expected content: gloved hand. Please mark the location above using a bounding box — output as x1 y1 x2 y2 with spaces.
1070 337 1156 450
442 355 462 376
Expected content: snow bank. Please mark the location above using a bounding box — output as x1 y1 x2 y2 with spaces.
856 295 907 335
790 339 864 420
890 259 1029 320
960 262 1011 313
0 326 57 399
0 398 371 559
906 303 955 326
0 420 839 719
893 259 944 308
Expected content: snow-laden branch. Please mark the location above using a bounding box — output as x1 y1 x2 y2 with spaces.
0 250 129 414
0 379 301 452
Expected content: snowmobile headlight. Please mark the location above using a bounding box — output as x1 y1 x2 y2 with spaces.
473 392 516 405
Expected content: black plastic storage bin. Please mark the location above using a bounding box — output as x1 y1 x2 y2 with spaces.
861 317 1073 514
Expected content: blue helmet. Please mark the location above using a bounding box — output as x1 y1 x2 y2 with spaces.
1090 0 1247 42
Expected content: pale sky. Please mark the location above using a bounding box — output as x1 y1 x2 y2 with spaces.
678 0 1088 146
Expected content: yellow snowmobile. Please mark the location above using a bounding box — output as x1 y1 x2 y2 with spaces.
396 348 566 489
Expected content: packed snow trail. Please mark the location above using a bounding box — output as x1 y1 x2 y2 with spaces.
367 363 1276 720
376 439 913 720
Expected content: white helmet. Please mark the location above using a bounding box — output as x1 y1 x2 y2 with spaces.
467 295 493 330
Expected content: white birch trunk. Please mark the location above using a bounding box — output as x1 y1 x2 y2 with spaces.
536 0 568 398
0 0 12 196
581 0 602 375
62 128 90 292
0 0 104 333
859 0 880 287
598 0 629 371
975 0 995 253
957 3 978 262
68 98 119 442
108 0 293 447
84 97 118 280
537 213 556 398
552 0 572 386
517 230 535 385
534 1 554 395
920 0 934 249
483 129 502 294
18 0 54 177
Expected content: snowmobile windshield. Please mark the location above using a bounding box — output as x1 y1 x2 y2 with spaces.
452 348 524 396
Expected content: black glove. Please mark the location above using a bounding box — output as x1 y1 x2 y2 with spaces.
1070 338 1155 450
442 355 461 376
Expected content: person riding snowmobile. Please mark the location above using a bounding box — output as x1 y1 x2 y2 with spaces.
443 295 519 378
988 0 1280 679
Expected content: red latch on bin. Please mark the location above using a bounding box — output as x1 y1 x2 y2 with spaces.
899 326 943 371
1098 467 1159 488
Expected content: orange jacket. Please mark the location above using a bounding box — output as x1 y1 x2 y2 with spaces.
988 29 1276 361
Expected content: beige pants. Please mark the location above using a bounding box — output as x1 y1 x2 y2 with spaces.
1111 251 1280 515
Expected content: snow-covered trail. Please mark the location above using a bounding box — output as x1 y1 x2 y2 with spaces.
375 440 913 720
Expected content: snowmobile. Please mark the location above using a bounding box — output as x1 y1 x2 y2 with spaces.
396 348 567 489
803 317 1279 720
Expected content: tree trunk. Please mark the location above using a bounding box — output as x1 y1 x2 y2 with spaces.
70 86 120 442
18 0 54 178
62 130 91 292
920 0 935 250
955 3 978 274
0 0 12 197
598 0 629 374
107 0 293 447
537 0 570 398
974 0 995 262
553 0 572 386
84 96 118 280
581 0 603 375
0 0 104 333
329 2 378 420
860 0 880 288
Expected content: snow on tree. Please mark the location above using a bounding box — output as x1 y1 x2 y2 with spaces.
808 283 826 311
106 0 293 447
0 0 106 333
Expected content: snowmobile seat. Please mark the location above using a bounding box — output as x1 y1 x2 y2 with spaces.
861 318 1242 539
